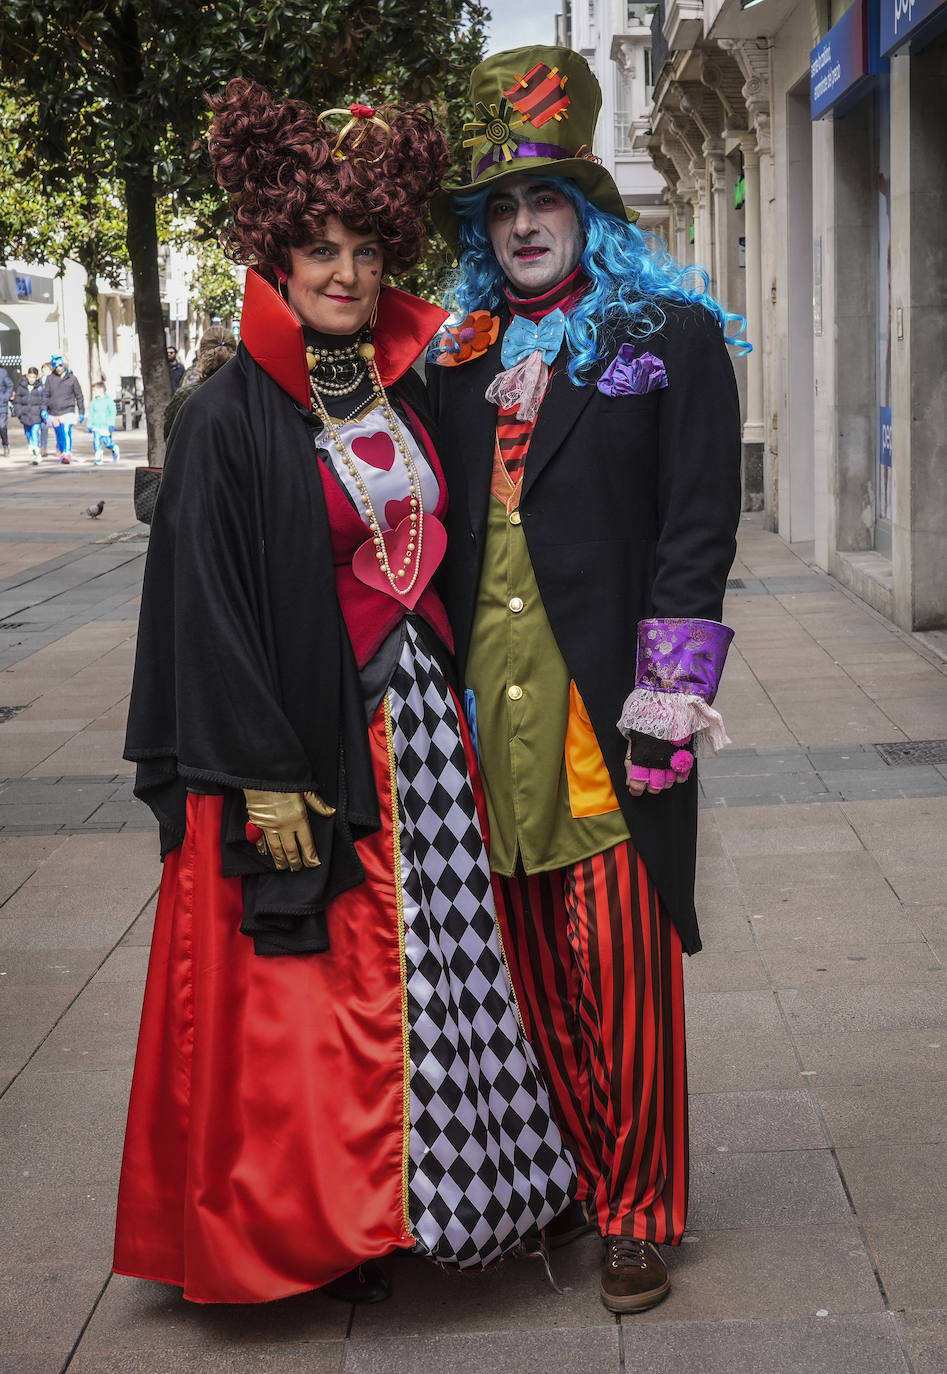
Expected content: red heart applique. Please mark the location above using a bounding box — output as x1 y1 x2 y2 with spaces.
351 431 396 471
351 514 447 610
384 495 414 528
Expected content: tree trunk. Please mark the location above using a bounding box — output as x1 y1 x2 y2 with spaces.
82 270 102 390
125 168 171 466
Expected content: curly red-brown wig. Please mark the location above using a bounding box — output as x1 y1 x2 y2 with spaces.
206 80 450 277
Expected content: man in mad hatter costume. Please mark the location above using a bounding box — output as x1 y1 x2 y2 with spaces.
428 46 744 1312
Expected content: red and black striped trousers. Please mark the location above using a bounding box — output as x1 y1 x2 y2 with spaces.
493 838 688 1244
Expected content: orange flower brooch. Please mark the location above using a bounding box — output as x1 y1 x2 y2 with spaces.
434 311 500 366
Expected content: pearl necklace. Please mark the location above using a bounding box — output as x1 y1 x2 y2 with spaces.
305 341 366 397
311 360 425 596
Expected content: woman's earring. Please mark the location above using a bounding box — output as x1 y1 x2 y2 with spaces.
358 289 381 362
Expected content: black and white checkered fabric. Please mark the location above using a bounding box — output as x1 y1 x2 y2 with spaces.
388 623 575 1267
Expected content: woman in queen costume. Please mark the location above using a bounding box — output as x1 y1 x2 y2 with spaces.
113 79 574 1306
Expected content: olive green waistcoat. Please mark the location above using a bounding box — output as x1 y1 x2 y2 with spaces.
465 495 629 876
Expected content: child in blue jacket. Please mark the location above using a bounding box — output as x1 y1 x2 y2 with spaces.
87 382 120 463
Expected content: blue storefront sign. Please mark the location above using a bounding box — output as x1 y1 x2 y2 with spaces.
811 0 869 117
880 0 947 52
0 268 55 305
879 407 893 467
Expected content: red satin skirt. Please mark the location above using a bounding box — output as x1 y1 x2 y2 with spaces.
113 706 416 1303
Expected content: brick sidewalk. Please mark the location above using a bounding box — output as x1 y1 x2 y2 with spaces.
1 464 946 1373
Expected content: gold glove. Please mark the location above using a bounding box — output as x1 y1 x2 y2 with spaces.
243 788 336 872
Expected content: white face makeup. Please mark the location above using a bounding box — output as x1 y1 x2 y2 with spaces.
284 216 383 334
486 176 584 295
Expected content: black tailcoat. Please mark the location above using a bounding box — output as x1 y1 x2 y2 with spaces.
427 302 742 954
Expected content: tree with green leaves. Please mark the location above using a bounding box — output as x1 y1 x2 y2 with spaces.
187 239 243 327
0 90 129 384
0 0 485 462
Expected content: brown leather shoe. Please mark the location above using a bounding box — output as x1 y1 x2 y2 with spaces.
600 1236 670 1313
546 1199 598 1249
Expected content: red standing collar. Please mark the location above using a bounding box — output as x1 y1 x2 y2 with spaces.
239 268 449 408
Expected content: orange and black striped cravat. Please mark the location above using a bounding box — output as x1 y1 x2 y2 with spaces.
497 267 590 483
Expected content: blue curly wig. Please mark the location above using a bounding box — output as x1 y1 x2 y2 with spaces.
436 178 750 384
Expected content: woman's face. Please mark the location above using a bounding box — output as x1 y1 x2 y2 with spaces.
284 216 383 335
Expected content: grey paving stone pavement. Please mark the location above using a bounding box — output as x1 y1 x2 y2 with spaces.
2 474 947 1372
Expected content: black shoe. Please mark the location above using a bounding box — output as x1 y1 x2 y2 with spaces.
322 1260 390 1305
546 1199 597 1249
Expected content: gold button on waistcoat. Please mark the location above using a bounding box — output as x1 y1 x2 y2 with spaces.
507 684 523 701
509 596 524 613
509 510 522 525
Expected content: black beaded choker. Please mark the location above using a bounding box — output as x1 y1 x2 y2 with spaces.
303 326 377 401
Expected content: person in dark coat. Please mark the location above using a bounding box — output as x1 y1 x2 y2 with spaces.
427 45 745 1314
0 366 12 457
113 79 574 1309
13 366 45 461
42 355 85 462
166 345 186 391
161 325 236 439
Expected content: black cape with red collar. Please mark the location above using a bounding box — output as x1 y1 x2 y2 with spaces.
125 270 447 954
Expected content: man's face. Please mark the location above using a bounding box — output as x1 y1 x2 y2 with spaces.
486 176 584 296
167 348 176 362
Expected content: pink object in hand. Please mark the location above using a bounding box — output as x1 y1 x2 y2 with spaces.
627 763 676 790
670 749 693 779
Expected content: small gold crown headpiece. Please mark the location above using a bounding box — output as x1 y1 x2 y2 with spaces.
318 104 392 164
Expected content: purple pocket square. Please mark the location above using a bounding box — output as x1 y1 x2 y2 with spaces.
598 346 668 397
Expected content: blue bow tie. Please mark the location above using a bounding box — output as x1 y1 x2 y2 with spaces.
501 309 566 369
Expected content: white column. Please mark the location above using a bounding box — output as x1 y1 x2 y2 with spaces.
706 142 729 301
741 139 764 445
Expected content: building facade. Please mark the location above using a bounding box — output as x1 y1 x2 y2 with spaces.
557 0 672 232
0 242 216 411
637 0 947 633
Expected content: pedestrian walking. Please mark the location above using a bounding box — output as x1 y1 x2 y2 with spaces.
86 381 120 463
0 364 12 457
12 366 45 461
38 362 52 455
161 324 236 439
166 345 185 391
42 355 85 463
114 79 575 1308
428 44 744 1313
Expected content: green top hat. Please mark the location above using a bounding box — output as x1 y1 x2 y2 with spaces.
432 44 639 252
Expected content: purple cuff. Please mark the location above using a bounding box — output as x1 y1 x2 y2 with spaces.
598 347 668 397
635 618 734 703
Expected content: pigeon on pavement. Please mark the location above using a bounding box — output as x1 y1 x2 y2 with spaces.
86 500 105 518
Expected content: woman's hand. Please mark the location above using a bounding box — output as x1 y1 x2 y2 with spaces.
243 788 336 871
625 733 694 797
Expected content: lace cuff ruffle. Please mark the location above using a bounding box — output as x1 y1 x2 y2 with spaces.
617 616 735 757
617 689 729 757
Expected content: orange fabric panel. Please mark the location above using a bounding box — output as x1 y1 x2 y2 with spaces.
564 680 620 817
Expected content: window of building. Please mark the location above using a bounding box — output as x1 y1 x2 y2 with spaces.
615 68 634 153
626 1 656 26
